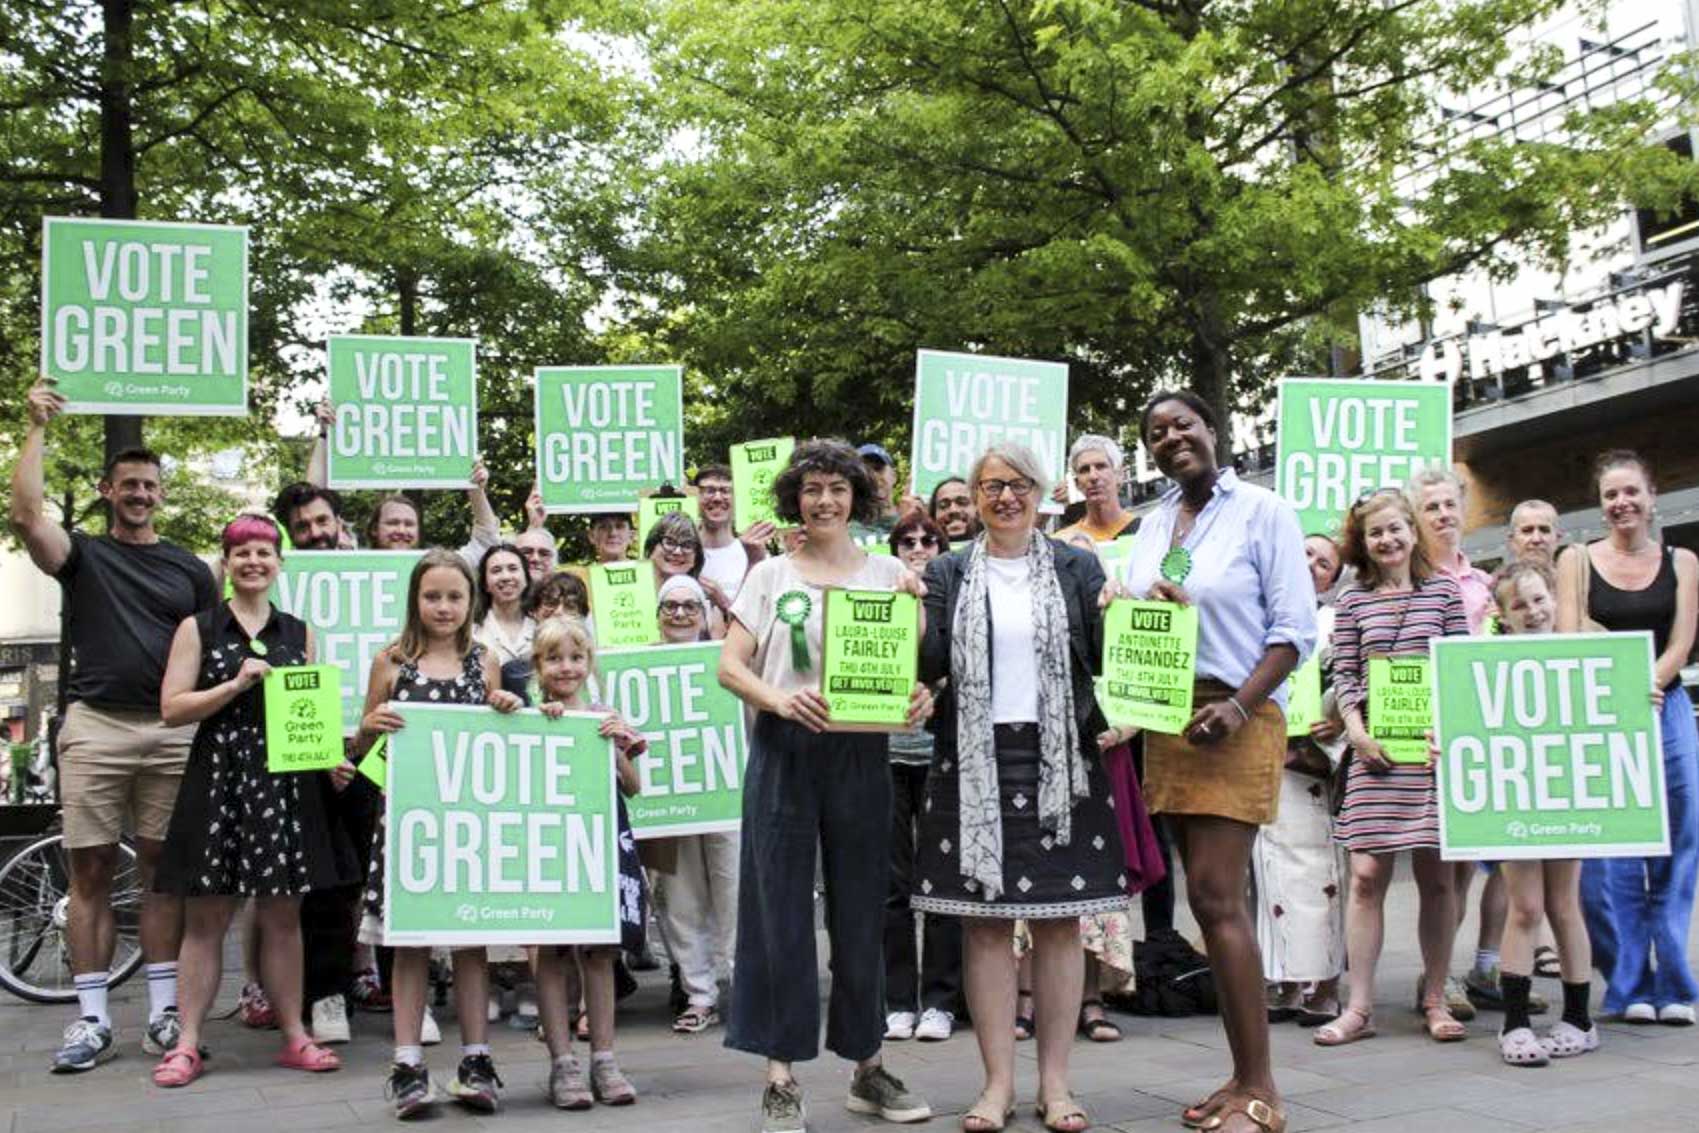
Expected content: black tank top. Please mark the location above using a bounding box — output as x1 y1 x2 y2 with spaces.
1587 542 1677 669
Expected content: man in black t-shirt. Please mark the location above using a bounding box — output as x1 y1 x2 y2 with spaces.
11 380 216 1073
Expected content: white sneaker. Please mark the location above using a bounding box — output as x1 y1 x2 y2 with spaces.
421 1005 443 1045
1623 1002 1657 1023
914 1007 954 1042
487 993 504 1022
884 1011 916 1041
1658 1003 1695 1026
311 994 350 1044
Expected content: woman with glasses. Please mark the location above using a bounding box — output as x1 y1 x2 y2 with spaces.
1111 392 1315 1133
645 511 730 639
911 443 1127 1133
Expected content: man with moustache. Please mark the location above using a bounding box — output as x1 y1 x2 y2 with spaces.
11 380 218 1072
693 464 773 602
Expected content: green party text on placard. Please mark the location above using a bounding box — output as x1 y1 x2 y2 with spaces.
588 563 659 647
821 589 920 729
1432 633 1669 860
1100 601 1198 735
731 437 795 531
1274 378 1452 537
384 705 619 946
40 217 249 415
273 551 422 734
327 335 478 489
263 664 344 772
638 493 700 549
910 349 1068 505
1368 656 1432 764
596 643 748 838
534 364 684 513
1285 656 1324 738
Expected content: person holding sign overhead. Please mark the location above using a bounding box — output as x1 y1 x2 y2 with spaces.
1556 449 1699 1026
1111 392 1314 1133
1318 487 1469 1048
717 439 933 1133
151 516 359 1086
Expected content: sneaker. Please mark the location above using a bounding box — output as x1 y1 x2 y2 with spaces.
1658 1003 1695 1026
1465 966 1549 1014
352 968 391 1013
420 1006 442 1046
590 1055 637 1105
885 1011 917 1041
239 981 276 1029
1623 1001 1657 1024
761 1079 807 1133
50 1017 115 1074
386 1061 436 1120
311 995 351 1045
1443 976 1477 1021
846 1063 932 1123
549 1054 593 1110
446 1053 503 1113
142 1008 182 1056
914 1008 954 1042
487 993 505 1023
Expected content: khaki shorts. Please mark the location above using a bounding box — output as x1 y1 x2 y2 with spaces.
58 701 194 849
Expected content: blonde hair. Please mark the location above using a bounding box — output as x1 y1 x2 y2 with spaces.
394 548 477 662
528 616 598 704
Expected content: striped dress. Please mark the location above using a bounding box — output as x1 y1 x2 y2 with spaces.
1331 575 1467 853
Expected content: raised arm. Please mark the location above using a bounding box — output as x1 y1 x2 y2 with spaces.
305 399 331 488
9 381 72 574
466 460 499 544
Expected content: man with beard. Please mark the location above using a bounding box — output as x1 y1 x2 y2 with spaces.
693 464 772 602
273 483 344 551
11 380 217 1072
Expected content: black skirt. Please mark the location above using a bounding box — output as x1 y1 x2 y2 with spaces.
911 723 1130 919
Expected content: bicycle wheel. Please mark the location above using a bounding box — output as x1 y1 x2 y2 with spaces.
0 834 144 1004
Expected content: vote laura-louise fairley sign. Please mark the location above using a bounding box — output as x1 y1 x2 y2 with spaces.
40 217 248 415
1432 632 1669 861
384 704 620 946
820 589 920 731
910 349 1068 510
326 335 478 489
1274 378 1452 537
534 364 684 513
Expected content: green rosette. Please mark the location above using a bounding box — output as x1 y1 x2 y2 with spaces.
248 637 268 657
775 590 813 672
1160 547 1192 585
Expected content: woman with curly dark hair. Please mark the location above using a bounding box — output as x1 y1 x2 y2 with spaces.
717 438 935 1133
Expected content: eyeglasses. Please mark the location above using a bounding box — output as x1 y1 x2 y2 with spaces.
659 537 698 554
660 600 704 616
976 478 1034 499
697 485 732 498
896 535 939 550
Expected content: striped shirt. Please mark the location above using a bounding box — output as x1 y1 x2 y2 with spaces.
1331 575 1467 718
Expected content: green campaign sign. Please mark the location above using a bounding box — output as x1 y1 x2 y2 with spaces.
1095 536 1136 579
820 589 920 730
274 551 422 734
1432 632 1669 860
587 563 659 647
596 642 748 838
40 217 248 415
1368 656 1432 764
535 364 684 513
327 335 478 489
384 704 620 946
638 493 700 549
1285 655 1324 738
1101 601 1199 735
731 437 795 532
910 349 1068 506
1275 378 1452 537
358 735 389 790
263 664 344 772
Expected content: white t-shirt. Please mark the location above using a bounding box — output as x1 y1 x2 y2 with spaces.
986 556 1040 724
731 552 909 698
701 541 751 602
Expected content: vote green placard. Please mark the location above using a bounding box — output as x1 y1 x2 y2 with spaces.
731 437 795 532
1095 535 1136 579
326 335 478 489
638 492 700 549
1432 632 1669 860
534 364 684 513
1275 378 1452 537
910 349 1068 508
1285 655 1324 738
384 704 619 946
1368 656 1433 763
587 563 659 647
820 589 920 730
263 665 344 772
273 551 422 734
358 735 389 790
40 217 248 415
596 642 748 838
1100 600 1199 735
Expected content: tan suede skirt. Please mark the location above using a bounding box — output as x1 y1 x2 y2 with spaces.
1143 680 1285 825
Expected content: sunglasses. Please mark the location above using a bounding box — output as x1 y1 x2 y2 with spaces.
896 535 940 550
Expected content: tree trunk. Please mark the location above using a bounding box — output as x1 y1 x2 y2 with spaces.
99 0 143 469
398 269 419 337
1188 292 1235 463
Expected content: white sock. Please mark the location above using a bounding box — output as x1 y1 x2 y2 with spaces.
591 1050 615 1065
74 972 110 1027
394 1044 424 1067
1476 949 1500 974
462 1042 491 1058
145 961 178 1021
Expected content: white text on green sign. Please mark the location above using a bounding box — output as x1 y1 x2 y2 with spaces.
1101 601 1198 735
910 349 1068 502
534 365 684 512
328 336 478 489
822 589 919 728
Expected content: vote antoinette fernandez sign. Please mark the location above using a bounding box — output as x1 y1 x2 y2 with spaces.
1431 632 1670 861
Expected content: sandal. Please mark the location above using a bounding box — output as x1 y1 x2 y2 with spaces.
672 1005 720 1034
1077 999 1122 1042
1182 1085 1235 1128
962 1094 1016 1132
1539 1020 1599 1058
1198 1096 1286 1133
1014 988 1034 1042
1312 1006 1375 1047
276 1035 341 1073
1036 1097 1090 1133
1422 1002 1468 1043
1533 945 1562 980
1499 1026 1549 1067
1266 984 1301 1023
152 1044 204 1088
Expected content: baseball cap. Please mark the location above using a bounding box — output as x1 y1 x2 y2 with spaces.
857 443 894 467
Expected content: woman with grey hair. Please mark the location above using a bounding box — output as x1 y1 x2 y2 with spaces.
912 442 1128 1133
1056 434 1136 544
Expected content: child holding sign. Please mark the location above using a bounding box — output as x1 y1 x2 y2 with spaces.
152 516 360 1087
353 550 523 1119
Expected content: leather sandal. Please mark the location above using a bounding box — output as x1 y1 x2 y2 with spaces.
152 1045 204 1088
1312 1006 1375 1046
1199 1096 1286 1133
1077 998 1122 1042
1036 1097 1090 1133
961 1094 1016 1132
1422 1002 1468 1043
1182 1085 1235 1128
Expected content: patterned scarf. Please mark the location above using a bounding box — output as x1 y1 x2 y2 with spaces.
952 530 1085 901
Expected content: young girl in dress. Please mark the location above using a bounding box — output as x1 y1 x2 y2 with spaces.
526 617 646 1108
355 549 522 1119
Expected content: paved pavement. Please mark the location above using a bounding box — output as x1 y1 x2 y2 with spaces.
2 868 1696 1133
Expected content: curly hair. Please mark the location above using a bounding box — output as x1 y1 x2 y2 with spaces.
528 572 589 619
1339 489 1433 588
771 439 883 526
